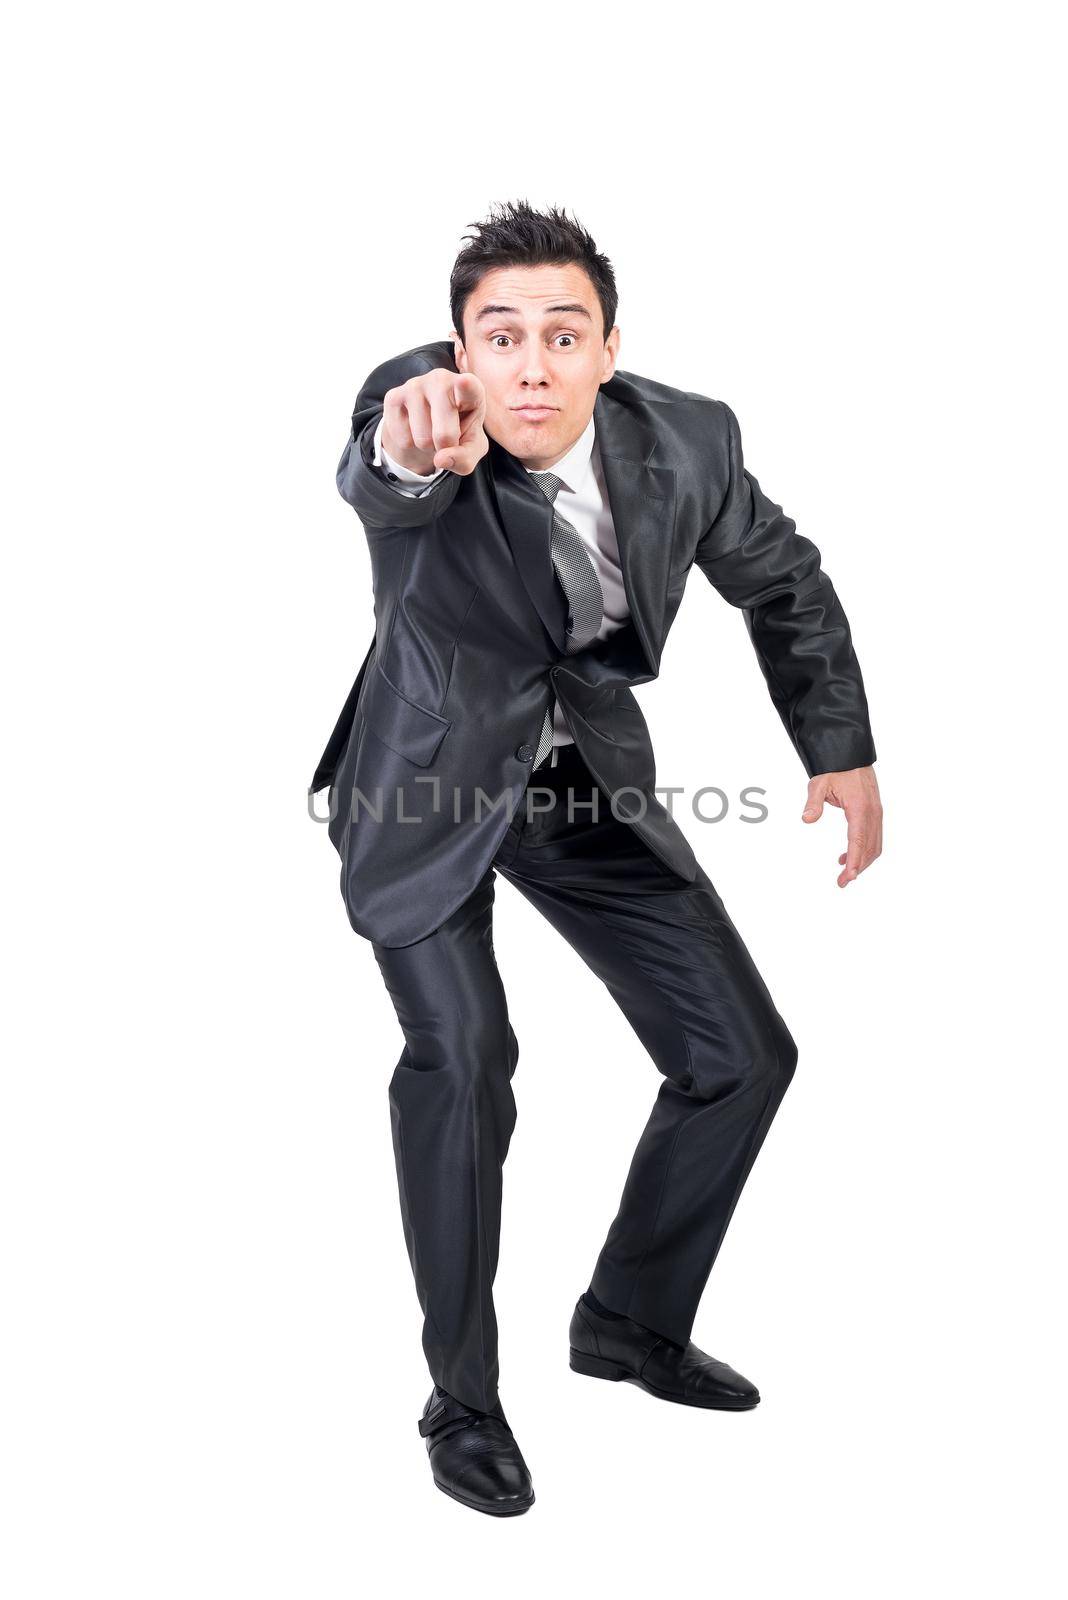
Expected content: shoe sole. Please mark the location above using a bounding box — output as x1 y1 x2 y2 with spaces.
569 1347 760 1410
434 1480 535 1516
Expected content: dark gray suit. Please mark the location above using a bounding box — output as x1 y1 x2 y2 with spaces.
310 341 876 1413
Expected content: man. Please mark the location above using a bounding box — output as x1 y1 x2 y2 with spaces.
310 201 881 1517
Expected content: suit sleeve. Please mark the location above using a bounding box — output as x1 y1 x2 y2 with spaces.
692 401 877 777
335 352 463 528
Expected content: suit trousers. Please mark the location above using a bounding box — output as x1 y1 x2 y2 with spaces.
370 742 798 1414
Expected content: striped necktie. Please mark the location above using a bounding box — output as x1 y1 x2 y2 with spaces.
528 470 604 770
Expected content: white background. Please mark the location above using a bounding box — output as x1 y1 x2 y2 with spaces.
3 2 1065 1594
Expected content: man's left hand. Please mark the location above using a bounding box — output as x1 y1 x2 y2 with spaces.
801 766 883 887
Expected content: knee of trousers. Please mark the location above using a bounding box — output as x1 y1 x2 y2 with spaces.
693 1007 798 1102
770 1016 799 1093
390 1009 518 1090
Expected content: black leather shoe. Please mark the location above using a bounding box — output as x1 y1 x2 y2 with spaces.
569 1296 760 1410
417 1386 535 1516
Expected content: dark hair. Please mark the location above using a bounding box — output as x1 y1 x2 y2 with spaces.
449 200 618 345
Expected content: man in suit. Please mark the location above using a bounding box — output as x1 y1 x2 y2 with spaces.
310 201 881 1517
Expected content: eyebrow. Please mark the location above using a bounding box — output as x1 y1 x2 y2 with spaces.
473 302 593 323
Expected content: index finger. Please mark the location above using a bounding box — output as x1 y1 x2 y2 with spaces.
840 796 877 885
841 816 866 884
425 379 463 452
427 373 484 453
452 372 485 423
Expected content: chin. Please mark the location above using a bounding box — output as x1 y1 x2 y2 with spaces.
502 416 559 453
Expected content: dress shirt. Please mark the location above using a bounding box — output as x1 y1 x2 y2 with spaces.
370 412 629 750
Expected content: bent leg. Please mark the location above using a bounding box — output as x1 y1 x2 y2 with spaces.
371 868 519 1414
497 777 796 1349
584 859 798 1345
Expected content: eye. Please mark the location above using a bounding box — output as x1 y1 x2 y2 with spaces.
492 335 513 348
556 335 576 347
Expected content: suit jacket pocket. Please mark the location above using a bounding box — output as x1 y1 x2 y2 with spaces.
359 663 452 767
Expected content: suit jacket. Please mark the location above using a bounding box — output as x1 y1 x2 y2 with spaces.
310 340 876 947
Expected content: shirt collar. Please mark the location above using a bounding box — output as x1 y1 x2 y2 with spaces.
524 410 597 496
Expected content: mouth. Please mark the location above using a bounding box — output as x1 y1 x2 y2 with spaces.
511 405 557 420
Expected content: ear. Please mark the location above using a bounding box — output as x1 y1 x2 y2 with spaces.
451 333 466 372
601 324 620 381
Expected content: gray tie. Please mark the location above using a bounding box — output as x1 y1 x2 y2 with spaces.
528 471 604 769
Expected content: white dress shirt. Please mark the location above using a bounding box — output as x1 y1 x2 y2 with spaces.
371 412 629 752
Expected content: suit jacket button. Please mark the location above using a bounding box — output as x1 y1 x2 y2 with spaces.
516 743 536 762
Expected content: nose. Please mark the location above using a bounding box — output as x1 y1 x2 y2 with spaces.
519 352 550 386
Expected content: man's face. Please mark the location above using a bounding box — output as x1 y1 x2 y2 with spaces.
452 263 619 470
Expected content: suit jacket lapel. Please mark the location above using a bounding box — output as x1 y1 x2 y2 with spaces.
593 386 677 677
486 437 570 651
486 382 677 671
